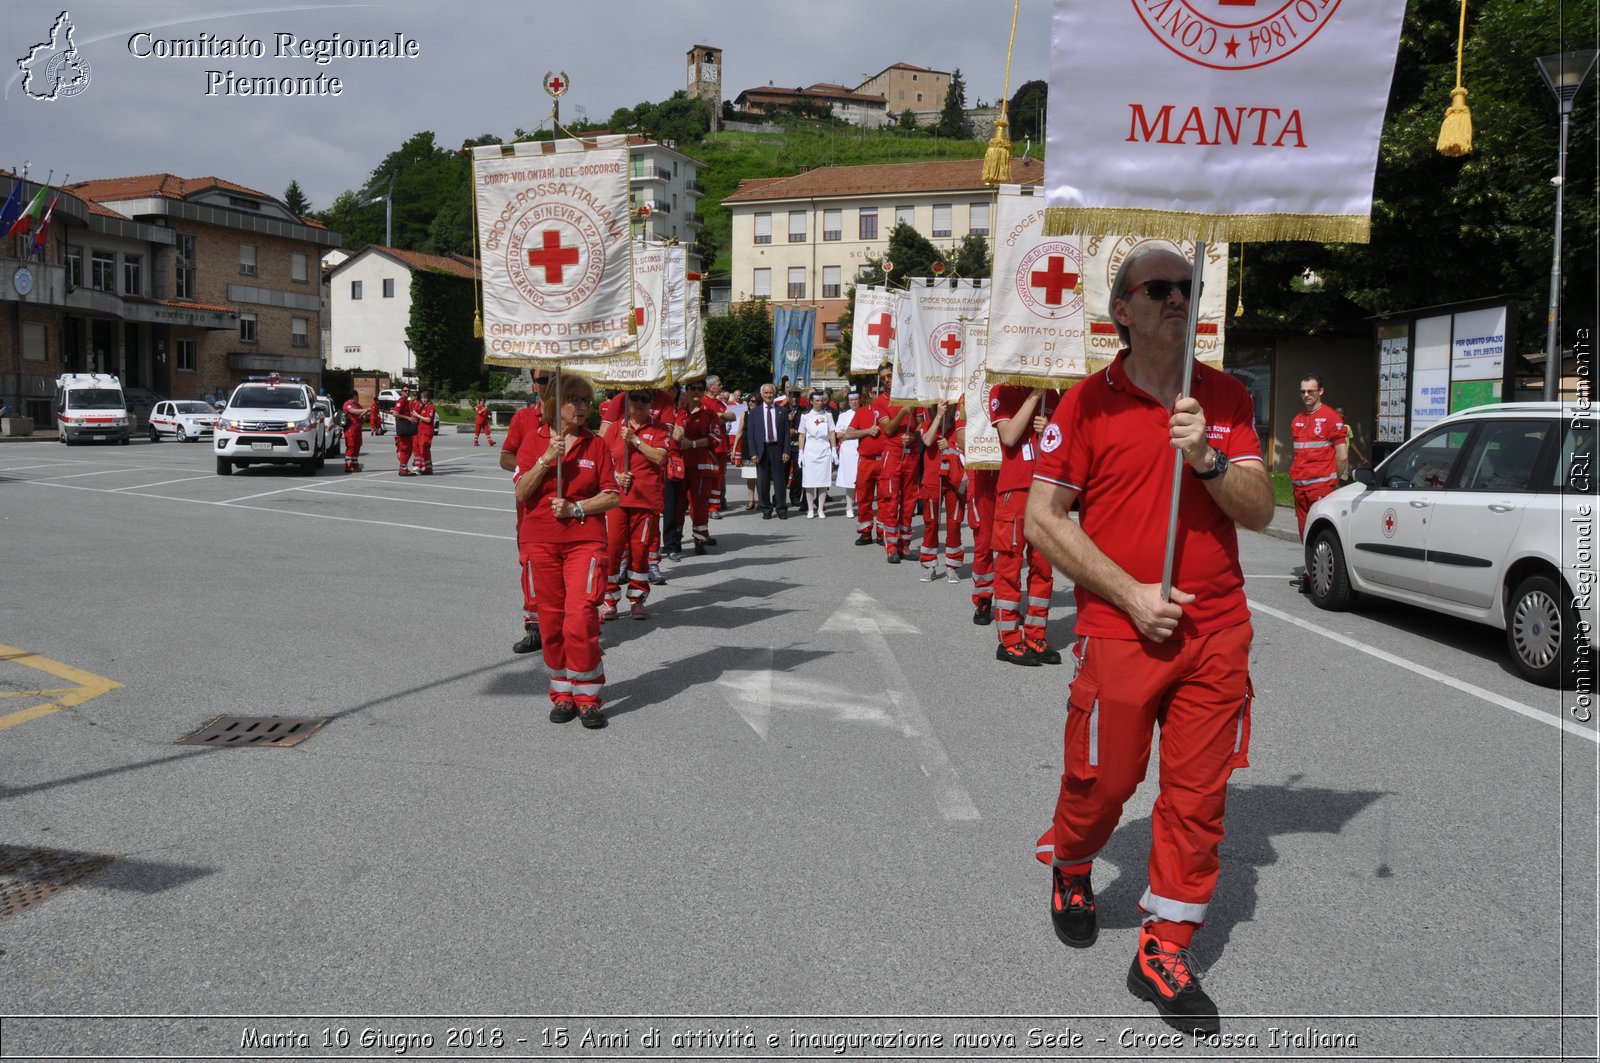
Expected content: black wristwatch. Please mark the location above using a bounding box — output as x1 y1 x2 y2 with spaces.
1193 448 1229 480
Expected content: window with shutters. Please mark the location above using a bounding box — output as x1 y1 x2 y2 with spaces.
932 204 952 238
754 212 772 244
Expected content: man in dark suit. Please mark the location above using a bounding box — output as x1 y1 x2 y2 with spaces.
744 383 791 519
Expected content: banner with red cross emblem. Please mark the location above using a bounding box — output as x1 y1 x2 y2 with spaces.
986 185 1091 388
1081 235 1228 369
1042 0 1405 243
474 135 633 366
561 242 680 387
850 286 901 375
962 321 1002 470
901 278 990 406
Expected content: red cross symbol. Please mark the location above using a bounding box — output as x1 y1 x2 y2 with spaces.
527 231 580 284
1030 256 1079 306
867 312 895 349
635 306 646 327
1383 512 1395 534
939 333 963 360
548 76 566 94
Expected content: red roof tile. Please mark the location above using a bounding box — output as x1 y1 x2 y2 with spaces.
68 173 275 205
376 246 479 279
723 157 1043 204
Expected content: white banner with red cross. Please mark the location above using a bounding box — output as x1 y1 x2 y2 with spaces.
962 321 1003 470
474 135 634 366
986 185 1091 387
1043 0 1405 243
850 286 901 374
901 278 990 406
561 241 673 387
1081 235 1228 369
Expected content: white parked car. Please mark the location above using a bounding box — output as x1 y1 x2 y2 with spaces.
148 400 219 443
214 376 327 476
1304 402 1595 688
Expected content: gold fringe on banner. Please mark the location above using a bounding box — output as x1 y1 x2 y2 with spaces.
965 460 1004 471
1041 207 1372 245
982 370 1103 391
1436 0 1472 156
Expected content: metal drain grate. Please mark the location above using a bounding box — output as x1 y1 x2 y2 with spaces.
0 845 114 922
178 715 328 747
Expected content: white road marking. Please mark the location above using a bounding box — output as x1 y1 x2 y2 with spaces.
109 475 217 492
27 465 170 480
820 589 981 822
16 478 513 541
1249 599 1597 744
297 486 506 513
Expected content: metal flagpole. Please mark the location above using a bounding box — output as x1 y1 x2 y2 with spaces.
554 365 564 498
1159 241 1207 601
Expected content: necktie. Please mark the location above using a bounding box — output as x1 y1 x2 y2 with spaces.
767 405 775 441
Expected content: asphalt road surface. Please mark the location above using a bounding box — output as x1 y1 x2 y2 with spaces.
0 432 1594 1062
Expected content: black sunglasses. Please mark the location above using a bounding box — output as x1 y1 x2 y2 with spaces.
1126 279 1200 301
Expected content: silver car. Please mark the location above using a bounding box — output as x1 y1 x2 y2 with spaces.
1304 402 1595 688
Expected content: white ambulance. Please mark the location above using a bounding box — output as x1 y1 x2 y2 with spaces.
55 373 131 445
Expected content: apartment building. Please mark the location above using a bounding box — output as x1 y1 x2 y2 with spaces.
327 246 477 380
722 156 1043 351
626 136 707 268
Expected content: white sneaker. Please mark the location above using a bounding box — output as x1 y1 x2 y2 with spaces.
920 566 942 582
806 510 815 519
818 509 827 519
946 569 961 584
845 507 855 518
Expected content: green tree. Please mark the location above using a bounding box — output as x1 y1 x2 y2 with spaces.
883 221 946 285
937 68 974 139
407 269 480 395
1007 79 1048 142
950 232 992 280
898 109 919 131
1237 0 1596 352
706 298 773 392
282 179 310 216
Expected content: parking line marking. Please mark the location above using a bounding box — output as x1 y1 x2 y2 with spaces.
293 487 506 513
0 646 122 732
221 481 327 503
28 466 170 480
1249 600 1597 744
16 478 514 541
109 475 217 492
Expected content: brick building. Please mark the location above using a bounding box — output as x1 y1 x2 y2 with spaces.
63 174 340 402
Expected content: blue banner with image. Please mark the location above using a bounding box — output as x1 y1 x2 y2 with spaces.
771 307 815 389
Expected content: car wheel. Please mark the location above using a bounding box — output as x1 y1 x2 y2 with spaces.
216 457 233 476
1306 526 1356 611
175 425 187 443
1506 573 1574 689
149 425 161 443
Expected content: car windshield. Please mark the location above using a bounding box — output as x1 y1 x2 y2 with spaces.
175 402 214 415
66 389 124 410
231 386 308 410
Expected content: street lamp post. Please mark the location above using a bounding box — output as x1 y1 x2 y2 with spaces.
1535 49 1598 400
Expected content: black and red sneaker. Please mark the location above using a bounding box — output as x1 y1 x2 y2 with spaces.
1127 928 1220 1035
996 641 1040 667
548 700 578 724
972 600 993 626
1050 868 1098 948
578 704 607 730
1026 638 1063 665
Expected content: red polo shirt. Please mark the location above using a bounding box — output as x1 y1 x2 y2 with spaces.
598 392 626 430
1289 405 1347 485
1033 350 1263 641
604 417 670 511
514 425 618 550
858 394 892 459
990 385 1062 493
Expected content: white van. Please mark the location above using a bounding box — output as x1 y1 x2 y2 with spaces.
55 373 130 445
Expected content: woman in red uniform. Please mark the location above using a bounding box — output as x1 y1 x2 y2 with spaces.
513 374 620 729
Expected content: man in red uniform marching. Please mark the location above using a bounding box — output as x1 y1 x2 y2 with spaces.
702 376 736 520
916 401 966 582
502 388 546 654
341 393 368 473
964 440 1000 625
1026 248 1273 1035
679 380 722 555
473 396 495 447
846 378 888 546
873 367 916 563
1289 374 1349 542
603 391 670 619
990 384 1062 665
413 389 439 475
392 386 420 476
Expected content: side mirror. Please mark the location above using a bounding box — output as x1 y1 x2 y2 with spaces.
1352 467 1377 490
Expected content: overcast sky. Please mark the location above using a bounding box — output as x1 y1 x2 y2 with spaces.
4 0 1052 212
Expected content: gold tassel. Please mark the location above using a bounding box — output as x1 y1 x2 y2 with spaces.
1437 87 1472 157
473 310 483 339
1437 0 1472 157
983 0 1023 187
982 107 1013 187
1234 244 1246 319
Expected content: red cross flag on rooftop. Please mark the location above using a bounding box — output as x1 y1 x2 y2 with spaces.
1041 0 1406 243
473 135 634 366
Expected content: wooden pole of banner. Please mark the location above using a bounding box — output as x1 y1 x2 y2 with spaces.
554 365 564 498
1159 241 1207 602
